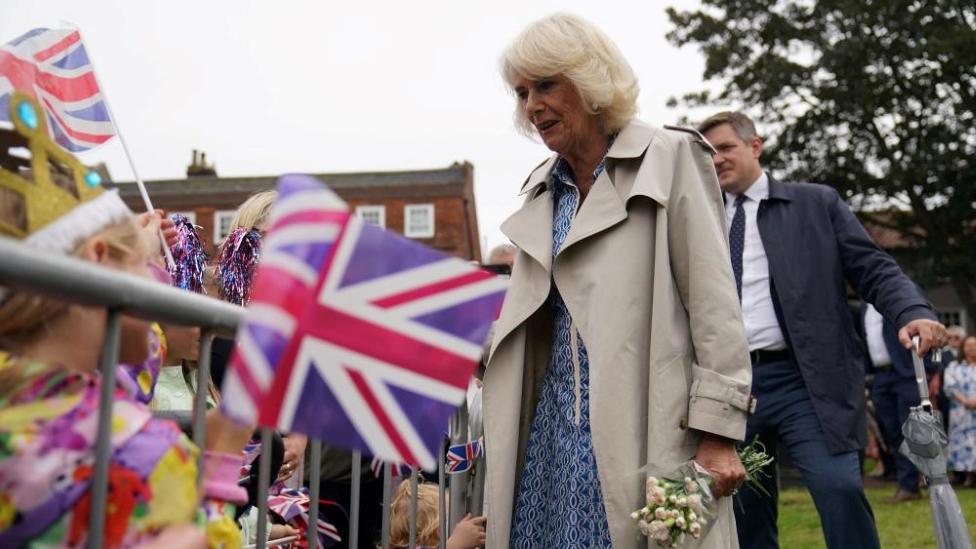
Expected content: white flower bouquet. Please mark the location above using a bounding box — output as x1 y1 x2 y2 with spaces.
630 439 773 547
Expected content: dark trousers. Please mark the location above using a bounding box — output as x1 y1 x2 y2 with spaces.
871 373 921 492
734 359 880 549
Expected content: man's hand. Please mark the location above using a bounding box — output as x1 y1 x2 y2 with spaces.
898 319 947 355
278 434 308 482
695 433 745 498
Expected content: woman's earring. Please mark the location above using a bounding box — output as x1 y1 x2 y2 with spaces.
592 103 600 112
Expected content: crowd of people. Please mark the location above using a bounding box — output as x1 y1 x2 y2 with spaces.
869 326 976 491
0 10 971 549
0 89 486 548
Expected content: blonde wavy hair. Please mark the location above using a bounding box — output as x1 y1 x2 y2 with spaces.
389 479 441 547
501 13 639 136
230 190 277 233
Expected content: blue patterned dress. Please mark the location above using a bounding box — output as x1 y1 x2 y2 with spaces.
945 361 976 472
510 156 613 548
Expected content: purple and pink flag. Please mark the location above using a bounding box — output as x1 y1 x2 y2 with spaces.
221 174 505 471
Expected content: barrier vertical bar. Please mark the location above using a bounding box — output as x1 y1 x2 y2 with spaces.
468 394 485 516
308 441 322 549
381 463 392 549
438 440 447 549
256 428 273 549
448 403 469 533
409 469 419 549
88 309 122 549
350 450 362 549
193 329 213 484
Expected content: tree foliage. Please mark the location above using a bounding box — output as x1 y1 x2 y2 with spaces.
667 0 976 321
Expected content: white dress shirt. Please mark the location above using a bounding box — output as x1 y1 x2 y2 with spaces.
863 303 893 367
725 172 787 351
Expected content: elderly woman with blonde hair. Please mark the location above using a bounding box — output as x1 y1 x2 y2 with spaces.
482 14 753 548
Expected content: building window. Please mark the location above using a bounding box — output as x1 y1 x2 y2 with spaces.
214 210 236 245
938 309 967 329
404 204 435 239
170 211 196 225
356 205 386 229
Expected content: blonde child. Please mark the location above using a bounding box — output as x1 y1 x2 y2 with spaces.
389 479 486 549
0 94 253 547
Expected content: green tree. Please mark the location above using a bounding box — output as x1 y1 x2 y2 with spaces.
666 1 976 324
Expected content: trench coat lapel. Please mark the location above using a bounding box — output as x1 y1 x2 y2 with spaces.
491 158 558 360
557 168 626 255
557 120 656 255
503 157 557 271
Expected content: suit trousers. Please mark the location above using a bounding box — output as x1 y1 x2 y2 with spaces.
734 359 880 549
871 372 922 492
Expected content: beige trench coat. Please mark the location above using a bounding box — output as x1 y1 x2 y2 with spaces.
482 120 753 548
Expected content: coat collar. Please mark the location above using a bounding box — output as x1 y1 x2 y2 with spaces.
504 120 656 271
500 186 554 272
517 119 656 196
766 172 794 202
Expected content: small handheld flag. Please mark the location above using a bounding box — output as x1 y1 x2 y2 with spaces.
0 28 114 152
446 437 483 474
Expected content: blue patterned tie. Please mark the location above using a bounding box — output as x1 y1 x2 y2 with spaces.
729 194 748 301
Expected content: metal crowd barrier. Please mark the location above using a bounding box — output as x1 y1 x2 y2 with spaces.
0 237 487 549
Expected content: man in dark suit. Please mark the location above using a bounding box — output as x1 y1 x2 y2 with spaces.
698 111 947 549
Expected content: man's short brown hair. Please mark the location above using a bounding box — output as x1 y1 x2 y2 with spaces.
697 111 759 143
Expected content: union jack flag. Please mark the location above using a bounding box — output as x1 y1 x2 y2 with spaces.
221 174 506 471
369 457 413 479
267 487 342 548
0 28 114 152
446 437 483 474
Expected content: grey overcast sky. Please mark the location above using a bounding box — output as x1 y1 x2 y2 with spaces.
0 0 714 253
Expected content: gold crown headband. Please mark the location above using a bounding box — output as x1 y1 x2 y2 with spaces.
0 92 130 250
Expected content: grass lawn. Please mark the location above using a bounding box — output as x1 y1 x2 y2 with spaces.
778 485 976 548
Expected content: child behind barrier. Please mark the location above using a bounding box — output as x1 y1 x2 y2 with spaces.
0 94 254 548
388 479 486 549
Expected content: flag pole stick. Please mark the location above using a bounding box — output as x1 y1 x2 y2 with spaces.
68 26 175 266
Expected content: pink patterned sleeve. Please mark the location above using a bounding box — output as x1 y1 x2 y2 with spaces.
116 324 165 404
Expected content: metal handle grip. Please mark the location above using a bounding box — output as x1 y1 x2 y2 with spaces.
911 336 933 411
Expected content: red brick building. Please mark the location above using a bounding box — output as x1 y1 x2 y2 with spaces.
106 161 483 261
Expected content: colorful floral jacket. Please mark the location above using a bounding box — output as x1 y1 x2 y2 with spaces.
0 328 239 548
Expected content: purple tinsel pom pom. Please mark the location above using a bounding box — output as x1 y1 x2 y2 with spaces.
217 227 262 305
168 214 208 293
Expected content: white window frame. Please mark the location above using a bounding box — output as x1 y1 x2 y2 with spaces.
404 204 435 239
355 205 386 229
214 210 236 245
170 211 196 225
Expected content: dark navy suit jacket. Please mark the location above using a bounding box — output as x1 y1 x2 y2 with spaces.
755 175 936 453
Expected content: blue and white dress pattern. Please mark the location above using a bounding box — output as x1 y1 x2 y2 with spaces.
510 155 613 548
944 361 976 472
